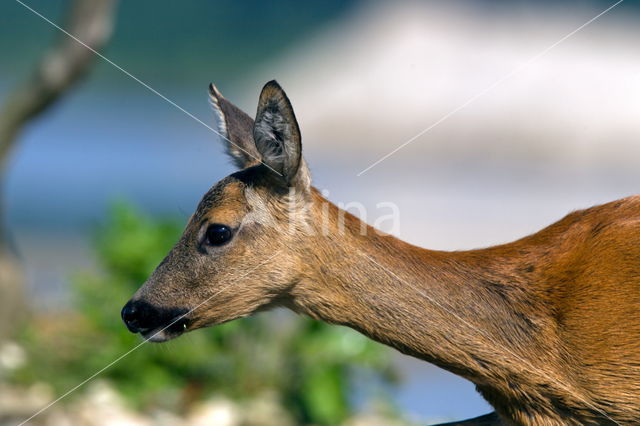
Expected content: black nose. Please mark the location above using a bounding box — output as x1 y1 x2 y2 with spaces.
121 300 144 333
121 299 188 335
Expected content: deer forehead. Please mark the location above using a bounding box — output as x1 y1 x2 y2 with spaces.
194 167 313 234
194 177 281 228
196 179 249 226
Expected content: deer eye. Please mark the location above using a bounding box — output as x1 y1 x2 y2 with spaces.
205 224 232 246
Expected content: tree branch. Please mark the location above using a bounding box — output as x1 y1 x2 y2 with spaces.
0 0 118 164
0 0 118 338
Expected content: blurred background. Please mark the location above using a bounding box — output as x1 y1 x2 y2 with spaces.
1 0 639 424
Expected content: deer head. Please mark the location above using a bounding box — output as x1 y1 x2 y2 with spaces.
121 81 319 342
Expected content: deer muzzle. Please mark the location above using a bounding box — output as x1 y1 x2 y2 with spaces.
121 299 190 342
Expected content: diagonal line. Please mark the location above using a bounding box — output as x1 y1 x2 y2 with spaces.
14 0 624 423
13 0 282 177
357 0 625 176
17 251 281 426
359 251 621 424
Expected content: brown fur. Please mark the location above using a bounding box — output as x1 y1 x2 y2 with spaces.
127 81 640 425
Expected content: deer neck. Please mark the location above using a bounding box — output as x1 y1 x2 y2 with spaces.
288 191 586 423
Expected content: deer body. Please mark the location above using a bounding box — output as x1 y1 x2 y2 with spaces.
293 191 640 424
122 81 640 425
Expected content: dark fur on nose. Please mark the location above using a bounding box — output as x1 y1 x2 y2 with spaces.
121 300 188 334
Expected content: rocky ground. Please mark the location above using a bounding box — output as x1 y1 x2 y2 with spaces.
0 380 409 426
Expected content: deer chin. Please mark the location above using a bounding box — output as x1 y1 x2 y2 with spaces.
141 316 191 343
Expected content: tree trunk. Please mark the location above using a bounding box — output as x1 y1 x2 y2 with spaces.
0 0 118 340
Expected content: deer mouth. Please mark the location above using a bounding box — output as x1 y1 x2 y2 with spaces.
140 316 191 342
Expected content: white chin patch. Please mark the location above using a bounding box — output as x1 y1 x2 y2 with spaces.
142 329 174 343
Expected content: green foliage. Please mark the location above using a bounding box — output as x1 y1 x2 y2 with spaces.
13 202 398 424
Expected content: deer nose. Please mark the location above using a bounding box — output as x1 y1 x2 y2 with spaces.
121 300 148 333
121 299 190 339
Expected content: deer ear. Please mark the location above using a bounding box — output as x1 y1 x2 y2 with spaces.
253 80 309 188
209 83 262 169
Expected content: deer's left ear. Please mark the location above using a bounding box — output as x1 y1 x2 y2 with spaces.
253 80 310 190
209 83 261 169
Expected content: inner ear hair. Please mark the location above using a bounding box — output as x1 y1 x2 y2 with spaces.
253 80 302 185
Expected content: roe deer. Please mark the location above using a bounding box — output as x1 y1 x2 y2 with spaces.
122 81 640 425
